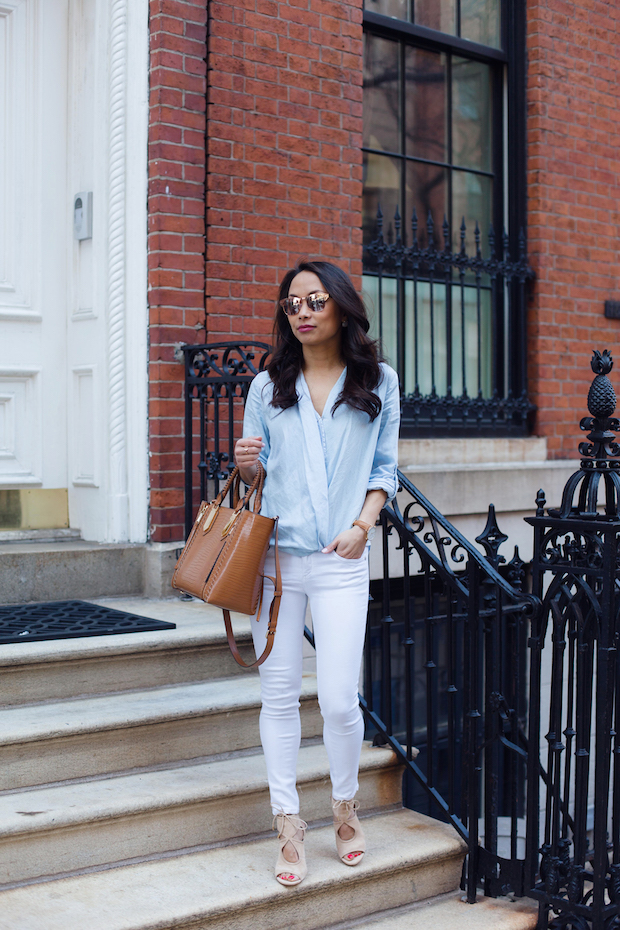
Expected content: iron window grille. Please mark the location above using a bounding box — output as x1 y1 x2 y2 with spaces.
362 0 531 436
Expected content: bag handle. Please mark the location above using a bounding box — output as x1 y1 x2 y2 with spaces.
232 462 265 513
216 463 265 513
223 518 281 669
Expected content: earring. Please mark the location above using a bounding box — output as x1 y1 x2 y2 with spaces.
342 319 348 328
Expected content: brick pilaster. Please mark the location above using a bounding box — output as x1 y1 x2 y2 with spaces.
148 0 207 541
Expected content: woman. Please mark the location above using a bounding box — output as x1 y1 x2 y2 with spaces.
234 261 400 887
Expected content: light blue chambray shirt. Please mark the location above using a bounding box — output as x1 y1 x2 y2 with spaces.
242 363 400 557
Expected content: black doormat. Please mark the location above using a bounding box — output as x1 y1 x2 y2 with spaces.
0 600 176 645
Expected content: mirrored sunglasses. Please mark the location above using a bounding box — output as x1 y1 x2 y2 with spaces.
279 292 330 316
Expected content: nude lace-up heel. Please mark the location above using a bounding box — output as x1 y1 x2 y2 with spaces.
273 813 308 886
331 798 366 865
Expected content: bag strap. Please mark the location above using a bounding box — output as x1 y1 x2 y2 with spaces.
223 518 282 669
219 463 266 513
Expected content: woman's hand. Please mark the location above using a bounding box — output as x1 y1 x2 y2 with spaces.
234 436 264 484
322 526 367 560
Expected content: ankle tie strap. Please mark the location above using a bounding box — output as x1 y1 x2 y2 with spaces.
272 812 307 839
331 798 360 822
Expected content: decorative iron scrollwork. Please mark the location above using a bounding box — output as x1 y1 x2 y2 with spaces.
507 546 526 591
566 863 584 903
539 529 604 570
182 342 272 537
541 845 562 895
185 342 271 382
548 350 620 519
476 504 509 568
527 351 620 930
365 208 535 435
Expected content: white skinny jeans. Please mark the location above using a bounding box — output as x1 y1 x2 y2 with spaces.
251 547 370 815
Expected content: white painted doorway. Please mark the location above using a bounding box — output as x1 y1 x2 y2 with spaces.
1 0 150 543
0 0 69 495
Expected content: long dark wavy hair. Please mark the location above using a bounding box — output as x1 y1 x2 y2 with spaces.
267 261 384 421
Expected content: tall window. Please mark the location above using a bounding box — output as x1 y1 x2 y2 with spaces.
363 37 496 254
362 1 530 436
364 0 501 48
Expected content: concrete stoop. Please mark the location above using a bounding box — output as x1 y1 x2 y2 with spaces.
0 539 181 604
0 742 400 885
0 596 257 706
0 596 538 930
323 891 539 930
0 811 466 930
0 540 146 604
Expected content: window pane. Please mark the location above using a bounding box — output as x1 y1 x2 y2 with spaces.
414 0 456 35
363 34 400 154
452 170 493 253
452 58 492 172
405 161 447 246
363 151 402 247
460 0 501 49
451 286 492 397
404 47 447 163
404 281 448 395
363 274 398 373
363 0 409 21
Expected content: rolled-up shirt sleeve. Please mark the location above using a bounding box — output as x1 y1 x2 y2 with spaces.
367 367 400 501
242 374 270 470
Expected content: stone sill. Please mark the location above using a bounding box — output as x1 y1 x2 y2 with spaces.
399 459 579 517
399 436 548 467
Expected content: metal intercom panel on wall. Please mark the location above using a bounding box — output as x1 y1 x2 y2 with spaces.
73 192 93 240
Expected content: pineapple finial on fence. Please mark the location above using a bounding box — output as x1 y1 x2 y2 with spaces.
579 349 620 461
548 350 620 519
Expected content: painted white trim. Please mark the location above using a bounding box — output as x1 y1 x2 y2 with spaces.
0 365 42 485
71 364 99 488
123 0 150 543
0 309 42 322
107 0 129 541
67 0 149 543
0 366 41 377
71 309 97 322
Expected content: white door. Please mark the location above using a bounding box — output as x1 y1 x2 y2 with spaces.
0 0 69 495
2 0 150 543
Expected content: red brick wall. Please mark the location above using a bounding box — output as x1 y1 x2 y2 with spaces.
527 0 620 459
148 0 207 542
206 0 365 340
148 0 364 542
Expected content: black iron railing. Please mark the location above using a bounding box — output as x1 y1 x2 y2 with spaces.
362 470 538 901
363 209 535 436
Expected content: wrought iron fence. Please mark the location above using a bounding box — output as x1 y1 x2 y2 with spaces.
363 208 535 436
524 350 620 930
181 342 271 538
181 340 620 927
363 471 538 901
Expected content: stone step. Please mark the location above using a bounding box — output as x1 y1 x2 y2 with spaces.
0 742 401 885
0 597 258 707
0 540 147 604
0 809 466 930
320 891 538 930
0 675 321 790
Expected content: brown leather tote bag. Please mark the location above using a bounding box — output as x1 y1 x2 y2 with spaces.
171 463 281 668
